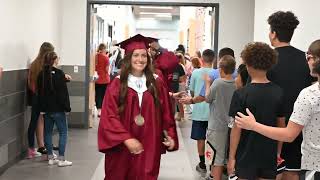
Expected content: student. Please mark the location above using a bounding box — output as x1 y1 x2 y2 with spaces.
228 42 285 180
188 49 215 174
37 51 72 167
204 55 236 180
266 11 315 180
95 43 110 117
172 53 187 121
235 39 320 179
180 48 237 105
149 38 179 92
235 64 249 89
27 42 54 158
97 34 178 180
199 48 237 97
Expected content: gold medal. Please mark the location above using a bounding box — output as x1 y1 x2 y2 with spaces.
135 114 145 126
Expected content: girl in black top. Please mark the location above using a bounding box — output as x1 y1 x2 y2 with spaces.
37 51 72 167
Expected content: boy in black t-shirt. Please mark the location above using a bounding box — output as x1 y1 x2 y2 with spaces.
227 42 285 180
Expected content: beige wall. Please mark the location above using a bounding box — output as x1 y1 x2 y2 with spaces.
254 0 320 51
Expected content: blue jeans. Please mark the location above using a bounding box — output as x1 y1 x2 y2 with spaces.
44 112 68 160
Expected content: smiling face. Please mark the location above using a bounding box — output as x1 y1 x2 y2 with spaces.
131 49 148 75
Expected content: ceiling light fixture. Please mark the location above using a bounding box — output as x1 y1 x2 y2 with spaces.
140 6 173 9
140 12 172 16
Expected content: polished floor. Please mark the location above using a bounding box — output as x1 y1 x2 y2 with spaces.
0 115 211 180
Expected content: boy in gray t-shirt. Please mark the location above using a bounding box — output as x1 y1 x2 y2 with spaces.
204 55 236 180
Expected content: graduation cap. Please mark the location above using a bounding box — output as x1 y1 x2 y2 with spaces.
116 34 156 55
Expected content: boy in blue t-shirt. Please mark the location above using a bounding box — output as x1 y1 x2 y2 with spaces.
186 49 215 174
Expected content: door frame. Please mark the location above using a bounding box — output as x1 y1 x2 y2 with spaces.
85 0 219 128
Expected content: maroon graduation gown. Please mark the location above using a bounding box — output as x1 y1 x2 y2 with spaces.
154 50 179 92
98 77 179 180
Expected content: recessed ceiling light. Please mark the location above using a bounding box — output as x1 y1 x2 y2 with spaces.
140 12 172 16
140 6 173 9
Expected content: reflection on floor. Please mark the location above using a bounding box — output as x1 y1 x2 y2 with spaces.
0 117 208 180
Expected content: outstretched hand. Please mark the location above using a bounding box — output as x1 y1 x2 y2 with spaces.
235 108 257 130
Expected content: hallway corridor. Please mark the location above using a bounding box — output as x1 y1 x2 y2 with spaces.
0 119 202 180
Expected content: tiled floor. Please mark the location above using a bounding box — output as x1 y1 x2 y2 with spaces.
0 117 207 180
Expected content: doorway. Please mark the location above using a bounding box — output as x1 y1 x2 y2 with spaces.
85 0 219 128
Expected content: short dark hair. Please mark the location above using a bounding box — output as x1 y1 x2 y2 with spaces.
237 64 249 86
202 49 215 63
268 11 299 43
219 47 234 59
241 42 277 71
219 55 236 74
176 44 185 55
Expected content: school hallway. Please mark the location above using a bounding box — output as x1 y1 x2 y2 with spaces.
0 117 207 180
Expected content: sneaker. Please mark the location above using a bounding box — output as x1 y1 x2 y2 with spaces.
37 147 48 154
228 174 238 180
53 145 59 151
48 158 59 165
204 175 213 180
58 160 72 167
277 157 286 174
196 163 207 174
27 148 42 159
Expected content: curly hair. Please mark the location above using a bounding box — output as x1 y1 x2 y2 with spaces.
241 42 277 71
268 11 299 43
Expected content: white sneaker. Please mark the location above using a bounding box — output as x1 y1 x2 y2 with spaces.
48 158 59 165
53 152 57 159
58 160 72 167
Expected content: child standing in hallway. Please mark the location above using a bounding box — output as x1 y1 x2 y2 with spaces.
37 51 72 167
188 49 215 175
204 55 236 180
27 42 54 158
228 42 285 179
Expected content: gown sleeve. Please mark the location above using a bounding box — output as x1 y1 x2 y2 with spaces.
98 78 133 153
157 78 179 151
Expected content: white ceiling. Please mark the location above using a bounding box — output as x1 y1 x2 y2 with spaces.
132 6 180 21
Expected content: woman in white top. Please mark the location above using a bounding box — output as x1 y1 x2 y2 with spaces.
235 39 320 177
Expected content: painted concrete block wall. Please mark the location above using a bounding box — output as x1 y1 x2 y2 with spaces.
0 0 62 174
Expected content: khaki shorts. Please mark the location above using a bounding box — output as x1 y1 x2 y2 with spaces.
206 129 229 166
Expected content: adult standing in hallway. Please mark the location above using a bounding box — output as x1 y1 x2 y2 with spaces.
27 42 54 158
149 38 179 92
95 43 110 117
98 34 178 180
266 11 315 180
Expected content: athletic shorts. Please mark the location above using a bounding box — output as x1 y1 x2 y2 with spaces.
281 133 302 171
191 120 208 140
206 130 228 166
236 167 277 180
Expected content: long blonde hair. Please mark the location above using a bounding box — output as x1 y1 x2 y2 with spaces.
29 42 54 89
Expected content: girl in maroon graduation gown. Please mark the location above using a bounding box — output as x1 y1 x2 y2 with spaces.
98 34 179 180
